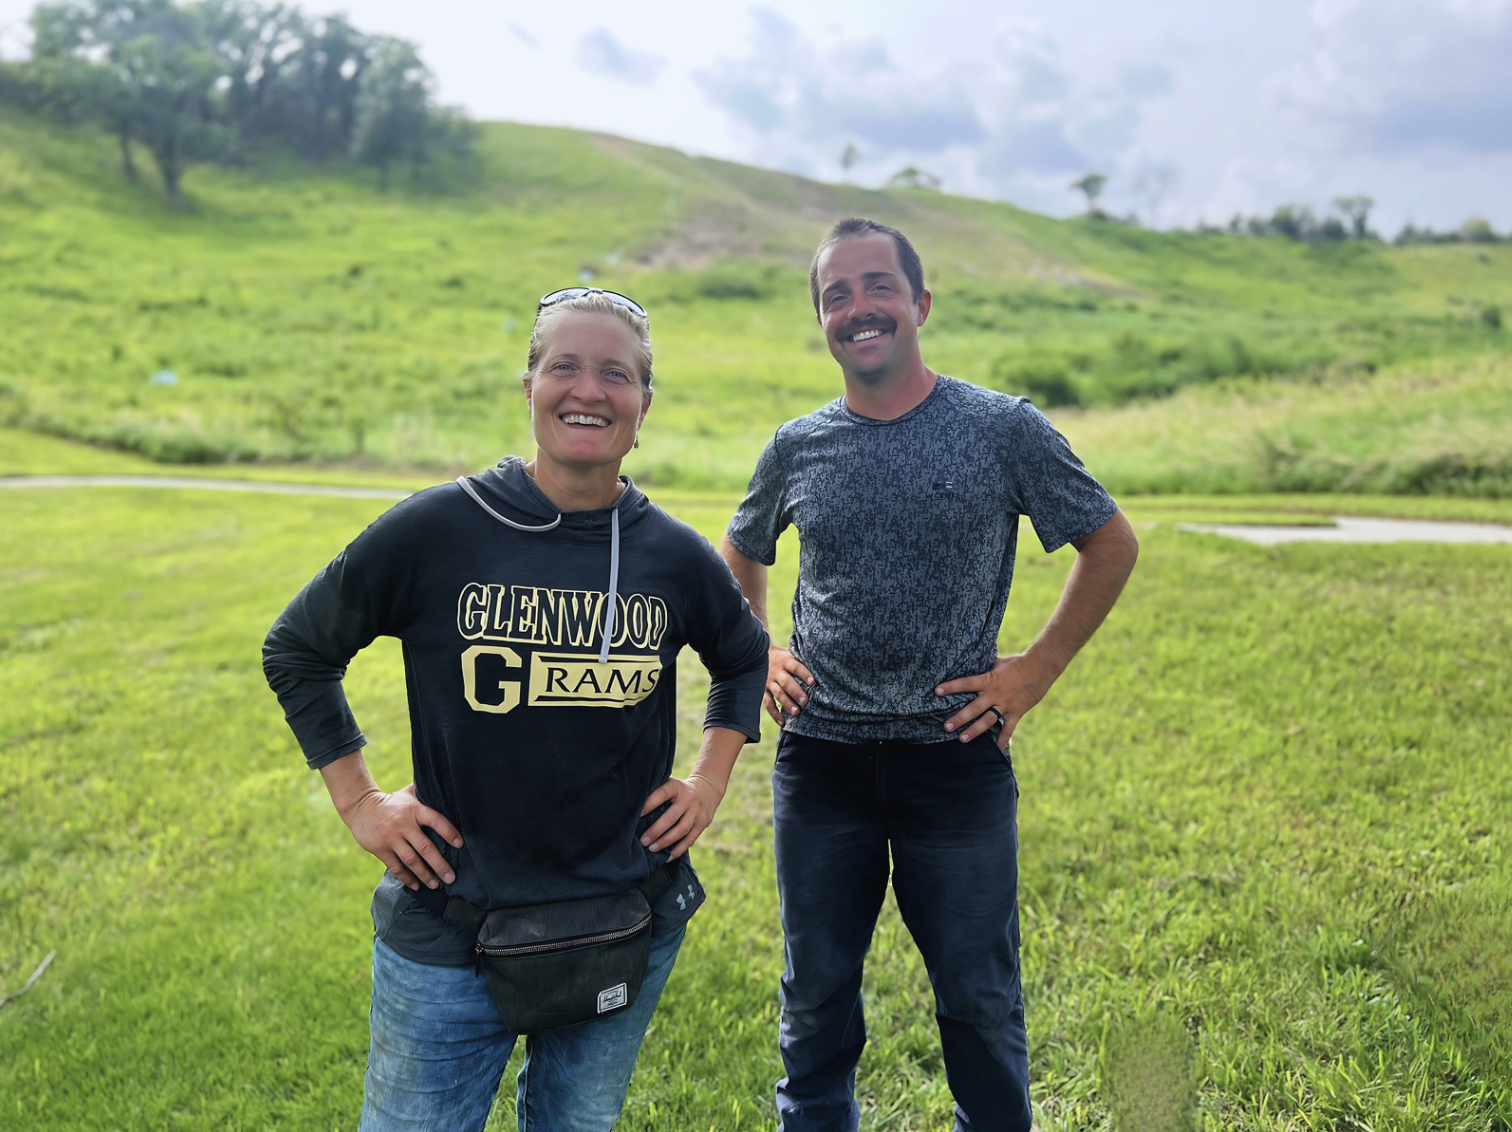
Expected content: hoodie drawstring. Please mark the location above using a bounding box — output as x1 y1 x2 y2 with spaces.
454 476 562 532
599 507 620 664
456 474 623 665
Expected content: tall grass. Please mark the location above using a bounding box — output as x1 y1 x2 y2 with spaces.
1061 353 1512 498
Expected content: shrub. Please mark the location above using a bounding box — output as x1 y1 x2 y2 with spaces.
990 353 1082 407
693 262 779 301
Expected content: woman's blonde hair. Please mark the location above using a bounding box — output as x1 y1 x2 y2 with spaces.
524 292 653 393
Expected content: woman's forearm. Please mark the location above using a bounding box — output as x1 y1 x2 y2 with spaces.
687 726 748 800
318 748 381 820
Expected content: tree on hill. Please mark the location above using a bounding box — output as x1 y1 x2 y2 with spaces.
1460 217 1496 243
268 13 370 159
839 141 860 181
1071 172 1107 215
886 165 941 191
5 0 469 203
1239 203 1363 243
350 37 431 190
1333 195 1374 239
31 0 229 208
200 0 311 150
17 31 142 179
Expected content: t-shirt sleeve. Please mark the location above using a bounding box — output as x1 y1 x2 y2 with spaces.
1004 401 1118 553
262 497 425 769
679 532 771 743
725 433 789 567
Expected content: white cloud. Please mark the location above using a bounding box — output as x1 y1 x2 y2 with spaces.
1274 0 1512 155
694 9 1173 213
695 10 985 153
576 27 665 86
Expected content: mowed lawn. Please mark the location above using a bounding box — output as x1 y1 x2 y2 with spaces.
1 481 1509 1131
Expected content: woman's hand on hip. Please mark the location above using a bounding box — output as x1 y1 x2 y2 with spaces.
640 774 725 860
340 782 464 891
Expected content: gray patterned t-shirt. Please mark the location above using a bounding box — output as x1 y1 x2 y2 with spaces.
727 375 1117 744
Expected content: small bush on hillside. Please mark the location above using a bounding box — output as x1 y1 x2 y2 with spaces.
991 353 1082 407
646 261 794 303
695 262 776 300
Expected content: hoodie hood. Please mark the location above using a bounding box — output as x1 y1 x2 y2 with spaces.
456 456 650 662
458 456 651 533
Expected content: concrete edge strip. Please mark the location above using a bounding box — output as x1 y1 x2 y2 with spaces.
0 475 410 500
4 479 1510 542
1177 517 1512 544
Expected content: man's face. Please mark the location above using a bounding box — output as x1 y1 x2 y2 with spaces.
814 233 930 383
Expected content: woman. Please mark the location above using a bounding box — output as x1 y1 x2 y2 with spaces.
263 289 769 1131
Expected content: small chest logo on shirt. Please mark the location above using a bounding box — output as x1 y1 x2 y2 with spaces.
456 583 667 714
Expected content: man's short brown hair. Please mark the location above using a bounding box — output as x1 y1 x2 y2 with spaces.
809 218 926 314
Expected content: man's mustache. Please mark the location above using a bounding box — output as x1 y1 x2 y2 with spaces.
837 316 897 339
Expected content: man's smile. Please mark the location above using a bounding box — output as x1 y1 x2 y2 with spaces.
839 318 897 347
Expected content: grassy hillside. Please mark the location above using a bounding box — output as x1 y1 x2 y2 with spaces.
1 105 1510 493
1061 353 1512 497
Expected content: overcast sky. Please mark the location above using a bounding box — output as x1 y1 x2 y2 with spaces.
3 0 1509 233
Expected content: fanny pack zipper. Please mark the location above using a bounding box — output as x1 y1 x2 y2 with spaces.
476 914 651 959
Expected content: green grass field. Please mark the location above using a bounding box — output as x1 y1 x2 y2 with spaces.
2 449 1509 1130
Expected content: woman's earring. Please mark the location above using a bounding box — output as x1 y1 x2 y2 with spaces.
633 434 640 449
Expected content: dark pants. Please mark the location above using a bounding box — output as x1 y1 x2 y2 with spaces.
772 730 1031 1132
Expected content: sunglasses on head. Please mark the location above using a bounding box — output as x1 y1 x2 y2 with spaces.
536 288 648 321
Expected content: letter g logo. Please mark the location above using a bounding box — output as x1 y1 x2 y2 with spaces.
461 645 523 714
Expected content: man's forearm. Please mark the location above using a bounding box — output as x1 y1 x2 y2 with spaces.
719 534 770 628
1024 510 1139 685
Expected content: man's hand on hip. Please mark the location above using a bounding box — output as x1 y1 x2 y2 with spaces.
766 645 816 724
938 511 1140 750
936 653 1055 749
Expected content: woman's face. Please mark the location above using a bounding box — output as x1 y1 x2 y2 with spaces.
526 311 650 476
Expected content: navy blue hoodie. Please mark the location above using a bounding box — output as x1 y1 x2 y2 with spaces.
263 457 769 966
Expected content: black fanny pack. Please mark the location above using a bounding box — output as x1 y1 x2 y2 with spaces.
411 866 673 1033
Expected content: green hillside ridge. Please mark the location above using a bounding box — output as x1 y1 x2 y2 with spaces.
1 106 1509 493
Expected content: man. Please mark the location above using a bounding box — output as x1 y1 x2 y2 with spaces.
720 218 1139 1132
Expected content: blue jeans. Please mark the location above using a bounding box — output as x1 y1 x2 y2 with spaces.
772 731 1031 1132
358 925 684 1132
